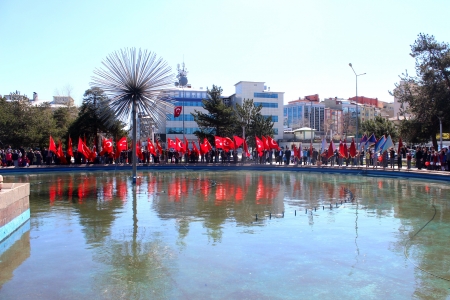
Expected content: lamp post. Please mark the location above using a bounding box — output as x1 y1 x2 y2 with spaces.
438 111 443 150
349 63 366 160
309 99 313 147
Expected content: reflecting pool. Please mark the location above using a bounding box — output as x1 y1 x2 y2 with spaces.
1 170 450 299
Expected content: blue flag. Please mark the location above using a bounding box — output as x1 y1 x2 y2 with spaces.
374 136 386 153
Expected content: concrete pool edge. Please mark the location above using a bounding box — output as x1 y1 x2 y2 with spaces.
1 164 449 182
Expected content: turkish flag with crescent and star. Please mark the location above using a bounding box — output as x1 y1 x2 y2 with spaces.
215 136 224 149
168 138 177 150
103 138 113 154
174 106 182 117
267 136 280 150
147 138 156 156
117 137 128 152
255 136 264 156
175 137 184 153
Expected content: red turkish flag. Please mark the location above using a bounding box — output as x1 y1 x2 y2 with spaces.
102 138 113 154
233 136 244 148
49 136 57 153
56 140 64 158
261 136 270 150
155 140 163 154
223 137 234 152
77 137 92 159
255 136 264 156
215 136 224 149
184 136 189 154
167 138 177 150
117 137 128 152
243 140 251 157
67 136 73 157
147 138 156 156
174 106 182 117
203 138 212 151
192 141 200 154
175 137 184 153
136 141 143 160
267 136 280 150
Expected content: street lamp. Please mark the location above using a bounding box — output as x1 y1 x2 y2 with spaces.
349 63 366 156
438 111 443 150
309 99 313 147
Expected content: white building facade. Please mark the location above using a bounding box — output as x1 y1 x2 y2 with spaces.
231 81 284 141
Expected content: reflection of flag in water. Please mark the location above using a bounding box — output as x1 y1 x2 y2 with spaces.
49 183 56 203
215 184 227 203
235 186 244 201
339 186 345 198
215 183 236 205
200 179 210 200
117 180 127 201
103 181 113 201
256 176 274 205
147 177 156 194
79 176 92 203
169 179 181 202
57 179 63 198
68 177 73 201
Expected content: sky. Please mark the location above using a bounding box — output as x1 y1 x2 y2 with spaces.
1 0 449 106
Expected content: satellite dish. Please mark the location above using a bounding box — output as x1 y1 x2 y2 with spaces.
179 76 188 86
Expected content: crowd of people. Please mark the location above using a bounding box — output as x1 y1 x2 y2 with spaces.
1 144 449 172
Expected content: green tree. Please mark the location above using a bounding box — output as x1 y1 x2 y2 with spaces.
397 118 430 145
361 116 398 141
53 106 78 142
234 98 262 141
0 95 58 149
68 88 127 146
247 114 275 148
191 85 237 143
391 33 450 149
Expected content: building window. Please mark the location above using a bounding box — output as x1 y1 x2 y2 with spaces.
254 93 278 99
263 115 278 122
254 102 278 108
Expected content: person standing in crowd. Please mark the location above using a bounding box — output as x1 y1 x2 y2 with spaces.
372 150 378 169
6 150 13 166
278 148 284 165
406 150 412 169
390 148 395 168
415 147 423 169
35 149 42 165
439 149 446 171
12 150 19 167
365 149 370 168
397 148 402 169
284 147 291 165
446 148 450 171
27 149 35 166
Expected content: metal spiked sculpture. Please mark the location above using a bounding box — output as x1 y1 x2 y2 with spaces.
91 48 174 182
